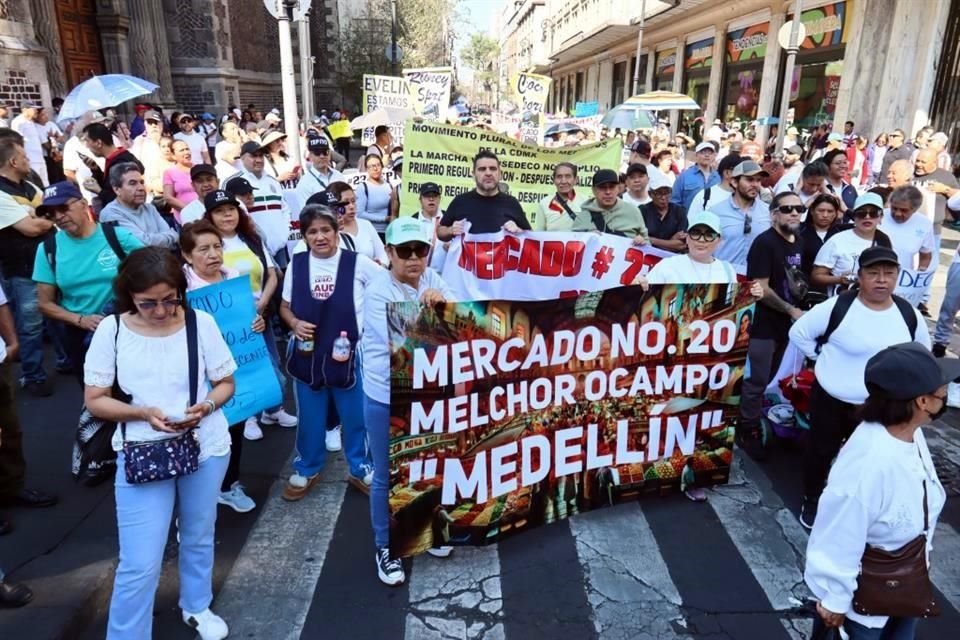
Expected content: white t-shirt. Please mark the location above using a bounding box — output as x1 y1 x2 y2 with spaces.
179 199 206 225
0 283 7 363
291 219 388 265
687 186 731 217
174 131 207 165
281 249 383 331
621 191 651 208
773 165 804 195
646 254 736 285
11 115 44 167
880 212 934 270
814 229 877 278
83 312 238 460
62 135 103 203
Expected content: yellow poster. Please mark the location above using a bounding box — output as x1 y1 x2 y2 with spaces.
400 120 622 226
511 72 552 145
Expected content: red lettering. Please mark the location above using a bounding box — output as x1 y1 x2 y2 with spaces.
559 289 587 298
491 239 508 279
472 242 495 279
541 241 564 277
563 241 585 276
518 237 541 274
459 241 476 272
503 235 522 273
620 247 661 286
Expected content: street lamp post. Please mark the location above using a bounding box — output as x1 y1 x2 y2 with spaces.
630 0 647 96
390 0 398 75
298 8 314 122
276 0 302 163
776 0 804 155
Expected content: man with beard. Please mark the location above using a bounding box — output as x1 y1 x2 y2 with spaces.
773 145 805 195
737 191 806 460
437 150 530 240
710 160 770 268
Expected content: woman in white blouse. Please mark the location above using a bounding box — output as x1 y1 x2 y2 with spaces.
805 342 955 640
327 181 388 265
84 247 237 640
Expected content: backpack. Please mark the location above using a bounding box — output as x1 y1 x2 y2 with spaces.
702 186 711 210
814 290 918 355
45 221 127 273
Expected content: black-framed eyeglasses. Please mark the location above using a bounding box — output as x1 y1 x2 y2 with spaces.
854 208 882 219
932 393 948 402
134 298 183 311
743 214 752 235
688 229 719 242
776 204 807 215
392 244 430 259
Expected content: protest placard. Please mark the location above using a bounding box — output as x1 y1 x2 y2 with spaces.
401 122 622 223
403 66 452 120
186 276 283 424
361 74 412 146
894 267 935 306
386 283 754 556
511 72 552 145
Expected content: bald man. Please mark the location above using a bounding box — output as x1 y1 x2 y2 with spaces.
915 148 959 233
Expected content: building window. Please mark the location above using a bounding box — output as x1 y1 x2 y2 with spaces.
612 61 627 106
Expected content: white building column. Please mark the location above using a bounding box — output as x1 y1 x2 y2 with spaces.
644 52 655 93
670 41 684 133
598 57 614 110
703 26 726 127
755 11 784 128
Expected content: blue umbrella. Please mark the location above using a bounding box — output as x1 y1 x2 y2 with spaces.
754 116 780 126
59 74 159 119
601 105 655 131
545 122 585 137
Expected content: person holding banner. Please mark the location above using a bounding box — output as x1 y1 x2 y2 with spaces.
180 220 260 514
437 151 531 240
535 162 585 232
279 205 378 501
361 217 455 585
356 154 396 237
572 169 648 242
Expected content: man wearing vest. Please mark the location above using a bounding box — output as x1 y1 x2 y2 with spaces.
226 141 293 265
789 246 929 529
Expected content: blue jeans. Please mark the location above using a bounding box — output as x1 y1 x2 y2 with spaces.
292 373 369 478
263 316 286 414
364 395 391 548
0 276 46 384
934 260 960 345
107 453 229 640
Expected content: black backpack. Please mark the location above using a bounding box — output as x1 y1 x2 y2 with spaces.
814 290 918 355
44 221 127 273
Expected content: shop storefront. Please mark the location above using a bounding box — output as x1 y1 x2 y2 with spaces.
655 49 677 91
722 22 769 122
780 0 853 128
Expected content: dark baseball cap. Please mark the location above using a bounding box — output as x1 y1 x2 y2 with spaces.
625 163 648 177
592 169 620 187
865 342 960 400
630 139 651 158
732 160 768 177
858 246 900 270
306 190 340 207
190 164 217 180
419 182 441 196
39 181 83 210
204 189 239 213
224 176 257 195
307 136 330 153
240 141 265 156
717 153 743 175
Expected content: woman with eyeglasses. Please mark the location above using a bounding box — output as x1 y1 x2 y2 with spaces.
83 247 237 640
201 190 295 440
356 154 396 237
326 181 388 264
33 182 144 384
278 205 381 502
361 217 455 585
799 194 843 284
812 192 893 295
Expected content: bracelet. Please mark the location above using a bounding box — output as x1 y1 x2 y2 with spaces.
203 399 217 416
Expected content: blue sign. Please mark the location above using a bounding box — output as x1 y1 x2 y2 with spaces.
187 276 283 424
574 101 599 117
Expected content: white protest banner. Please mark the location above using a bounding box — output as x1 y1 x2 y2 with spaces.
361 74 411 146
440 230 677 301
894 267 935 306
403 66 452 120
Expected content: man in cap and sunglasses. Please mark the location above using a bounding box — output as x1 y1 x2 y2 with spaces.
295 136 345 207
710 160 770 268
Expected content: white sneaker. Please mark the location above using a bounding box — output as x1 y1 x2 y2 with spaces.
182 608 228 640
243 416 263 441
261 408 297 428
218 482 256 513
325 425 343 452
426 546 454 558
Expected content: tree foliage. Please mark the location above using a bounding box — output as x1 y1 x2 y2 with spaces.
460 33 500 103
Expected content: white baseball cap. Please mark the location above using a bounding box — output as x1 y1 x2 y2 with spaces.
695 141 716 153
648 172 674 193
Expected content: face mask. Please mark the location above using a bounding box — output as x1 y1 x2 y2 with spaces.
927 399 948 421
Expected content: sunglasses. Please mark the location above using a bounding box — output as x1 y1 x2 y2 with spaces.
135 298 183 311
392 243 430 259
854 208 882 219
776 204 807 215
743 214 752 235
688 229 719 242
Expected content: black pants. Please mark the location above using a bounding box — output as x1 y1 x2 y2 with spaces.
222 422 244 492
803 380 860 499
0 363 26 498
61 323 93 387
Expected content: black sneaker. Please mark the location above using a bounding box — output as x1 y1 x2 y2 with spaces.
800 496 818 530
375 547 405 586
918 303 931 318
933 343 947 358
735 424 768 462
21 379 52 397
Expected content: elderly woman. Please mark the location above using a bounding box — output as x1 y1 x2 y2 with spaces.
806 342 953 640
84 247 236 640
812 192 893 294
33 182 144 383
535 162 585 232
278 206 381 501
881 185 934 273
361 218 454 585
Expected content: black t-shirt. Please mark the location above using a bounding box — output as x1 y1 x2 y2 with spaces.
439 190 532 234
746 228 803 340
640 202 688 241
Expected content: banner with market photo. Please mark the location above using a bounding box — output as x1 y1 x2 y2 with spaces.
386 284 755 556
511 72 552 145
400 121 621 221
403 66 453 120
361 74 412 146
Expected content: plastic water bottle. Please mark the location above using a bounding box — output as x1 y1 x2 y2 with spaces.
297 337 314 356
331 331 352 362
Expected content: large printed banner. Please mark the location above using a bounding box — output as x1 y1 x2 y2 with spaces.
403 66 452 120
511 72 552 145
361 74 411 146
387 283 754 556
186 277 283 424
440 230 676 301
401 122 622 222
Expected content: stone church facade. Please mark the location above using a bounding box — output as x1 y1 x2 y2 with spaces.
0 0 340 115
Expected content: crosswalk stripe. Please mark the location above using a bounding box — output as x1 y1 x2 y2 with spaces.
569 505 692 639
206 455 347 640
404 547 504 640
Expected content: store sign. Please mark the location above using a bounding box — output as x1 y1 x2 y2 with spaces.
656 50 677 76
792 0 850 50
726 23 769 63
685 37 714 70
